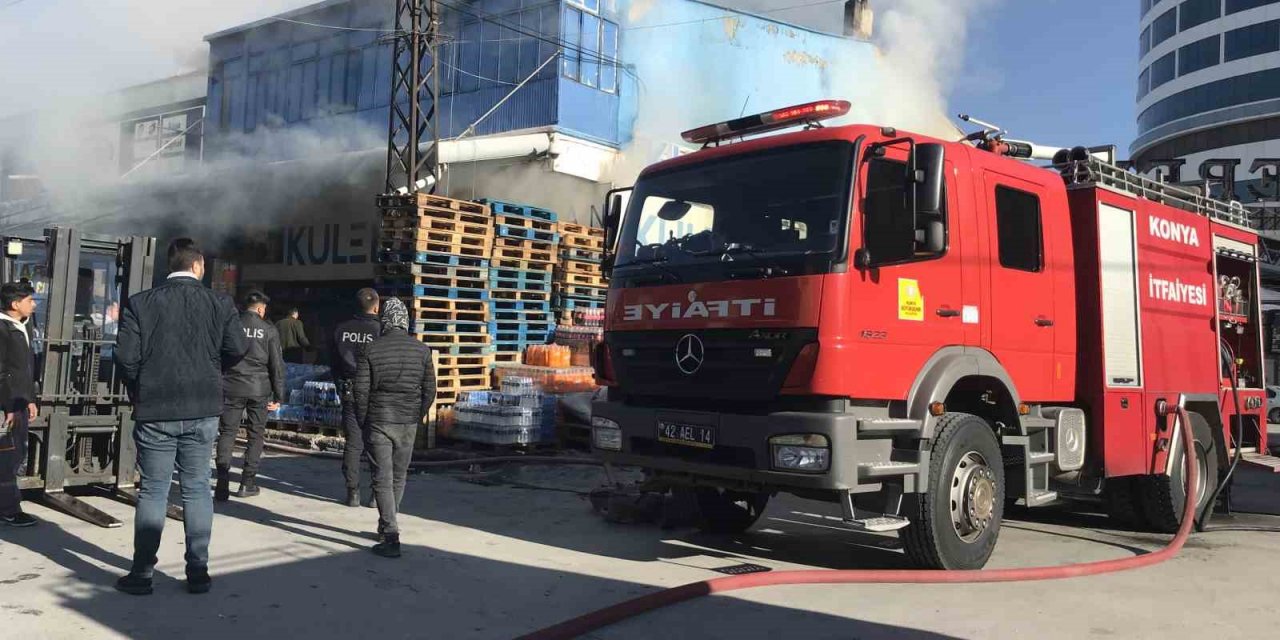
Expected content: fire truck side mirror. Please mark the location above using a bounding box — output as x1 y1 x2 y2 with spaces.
914 143 946 217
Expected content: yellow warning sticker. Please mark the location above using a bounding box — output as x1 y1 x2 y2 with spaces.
898 278 924 321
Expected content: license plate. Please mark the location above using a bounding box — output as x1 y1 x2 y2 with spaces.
657 421 716 449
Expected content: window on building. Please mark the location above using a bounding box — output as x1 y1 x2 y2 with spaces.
1138 67 1151 99
1224 19 1280 62
1178 34 1220 75
1227 0 1280 14
1150 51 1177 89
995 186 1043 272
1179 0 1221 31
1141 25 1152 56
1152 8 1178 48
562 5 619 93
1138 67 1280 133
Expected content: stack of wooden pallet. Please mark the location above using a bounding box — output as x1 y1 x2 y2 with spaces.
479 199 559 364
375 193 495 428
554 222 608 326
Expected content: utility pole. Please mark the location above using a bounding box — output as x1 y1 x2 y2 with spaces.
383 0 441 196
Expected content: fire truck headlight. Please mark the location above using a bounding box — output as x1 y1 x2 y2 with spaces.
592 417 623 451
770 434 830 472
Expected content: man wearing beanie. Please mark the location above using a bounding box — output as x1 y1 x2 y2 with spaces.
352 297 435 558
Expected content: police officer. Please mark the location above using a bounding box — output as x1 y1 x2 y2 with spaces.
215 290 285 501
330 288 381 507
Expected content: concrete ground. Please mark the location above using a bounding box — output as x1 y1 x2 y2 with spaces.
2 431 1280 639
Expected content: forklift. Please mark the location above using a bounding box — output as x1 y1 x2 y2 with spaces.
2 227 170 527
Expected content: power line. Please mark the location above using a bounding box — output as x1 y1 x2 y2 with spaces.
270 17 408 33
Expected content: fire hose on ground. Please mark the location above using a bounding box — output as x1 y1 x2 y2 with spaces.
515 406 1205 640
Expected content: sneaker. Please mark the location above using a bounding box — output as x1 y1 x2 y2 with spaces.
115 573 153 596
237 475 259 498
1 512 36 527
372 533 401 558
186 568 212 595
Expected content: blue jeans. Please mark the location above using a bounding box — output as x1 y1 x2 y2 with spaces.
131 417 218 577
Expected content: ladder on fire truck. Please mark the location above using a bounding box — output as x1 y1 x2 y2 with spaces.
1057 155 1280 474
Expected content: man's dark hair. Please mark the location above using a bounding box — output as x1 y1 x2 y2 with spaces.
286 306 299 316
167 238 203 274
356 287 379 313
1 282 34 313
242 290 270 308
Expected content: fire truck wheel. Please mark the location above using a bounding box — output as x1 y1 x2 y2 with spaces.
1140 411 1218 534
693 487 770 534
1103 476 1149 530
902 412 1004 570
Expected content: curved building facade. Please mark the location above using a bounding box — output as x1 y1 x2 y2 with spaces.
1132 0 1280 216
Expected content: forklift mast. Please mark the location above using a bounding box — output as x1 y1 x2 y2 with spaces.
2 228 157 528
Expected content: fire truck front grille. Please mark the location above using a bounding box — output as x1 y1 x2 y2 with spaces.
629 437 757 468
606 328 818 401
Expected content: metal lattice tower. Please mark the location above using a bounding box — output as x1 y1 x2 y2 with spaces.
384 0 441 195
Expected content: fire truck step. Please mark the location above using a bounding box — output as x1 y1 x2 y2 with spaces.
857 419 922 437
1025 489 1059 507
844 515 911 533
858 461 921 479
1242 452 1280 473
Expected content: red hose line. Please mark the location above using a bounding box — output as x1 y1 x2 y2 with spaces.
519 408 1201 640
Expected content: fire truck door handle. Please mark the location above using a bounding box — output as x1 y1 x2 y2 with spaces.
936 307 960 318
1035 316 1055 327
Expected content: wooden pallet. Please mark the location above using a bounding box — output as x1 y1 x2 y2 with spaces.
414 308 488 324
560 260 603 276
382 207 492 229
380 218 492 241
496 213 556 233
562 234 604 251
378 272 488 292
490 288 553 303
558 222 605 238
436 363 490 379
378 262 487 282
410 297 487 313
435 354 494 369
477 199 556 222
556 271 608 288
493 351 522 365
416 331 492 346
559 247 603 263
492 245 555 264
379 233 491 257
414 317 489 333
492 308 555 323
491 256 556 271
556 283 608 298
436 374 491 392
378 192 489 214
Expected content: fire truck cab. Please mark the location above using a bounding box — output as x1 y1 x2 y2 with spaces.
591 101 1271 569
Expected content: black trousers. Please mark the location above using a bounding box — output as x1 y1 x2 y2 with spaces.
365 422 416 535
0 413 28 517
216 396 269 476
339 381 369 490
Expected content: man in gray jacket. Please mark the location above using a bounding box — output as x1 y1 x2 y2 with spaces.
215 290 285 501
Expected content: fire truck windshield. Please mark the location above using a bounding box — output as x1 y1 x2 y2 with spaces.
615 141 854 282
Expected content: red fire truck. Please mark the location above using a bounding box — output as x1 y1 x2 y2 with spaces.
590 100 1275 570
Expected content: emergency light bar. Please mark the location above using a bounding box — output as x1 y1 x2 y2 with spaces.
681 99 851 145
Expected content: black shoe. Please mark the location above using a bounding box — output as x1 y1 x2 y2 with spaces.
346 488 360 508
372 533 401 558
361 493 375 508
214 466 230 503
237 475 259 498
186 568 212 594
1 512 37 527
115 573 153 596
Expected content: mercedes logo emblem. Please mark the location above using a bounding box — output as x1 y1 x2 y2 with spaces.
675 334 704 375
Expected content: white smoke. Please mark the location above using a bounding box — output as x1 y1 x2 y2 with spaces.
858 0 998 137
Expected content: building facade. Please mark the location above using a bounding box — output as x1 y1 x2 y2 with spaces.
1132 0 1280 218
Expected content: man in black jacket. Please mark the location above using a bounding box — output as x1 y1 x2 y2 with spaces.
330 287 380 507
0 282 39 528
215 290 285 501
354 297 435 558
115 239 247 596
